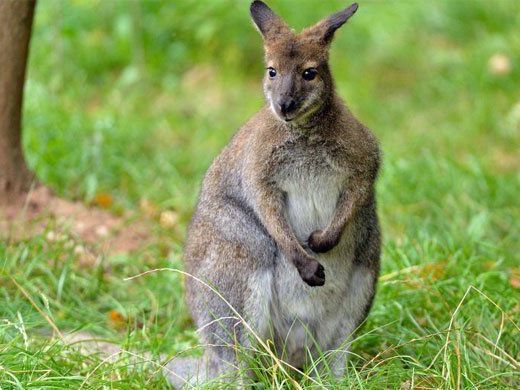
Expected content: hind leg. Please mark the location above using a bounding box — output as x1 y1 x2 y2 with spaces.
312 258 377 378
326 206 381 378
167 253 273 387
328 258 377 378
165 281 248 389
166 199 276 388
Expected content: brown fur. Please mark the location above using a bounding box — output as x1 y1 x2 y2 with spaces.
165 2 381 387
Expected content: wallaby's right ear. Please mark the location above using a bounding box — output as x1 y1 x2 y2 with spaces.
250 1 291 41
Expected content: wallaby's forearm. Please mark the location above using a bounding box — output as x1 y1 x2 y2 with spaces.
308 180 370 253
249 179 326 286
251 182 305 254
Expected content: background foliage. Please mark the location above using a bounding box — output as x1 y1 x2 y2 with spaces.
1 0 519 388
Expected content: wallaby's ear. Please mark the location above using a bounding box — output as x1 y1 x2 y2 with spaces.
250 1 291 41
304 3 358 45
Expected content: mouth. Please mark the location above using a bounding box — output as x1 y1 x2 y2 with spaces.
274 111 296 122
269 104 298 123
280 112 297 122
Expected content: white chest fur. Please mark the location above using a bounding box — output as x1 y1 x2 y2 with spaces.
280 172 344 242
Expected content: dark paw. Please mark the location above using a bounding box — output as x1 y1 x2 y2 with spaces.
290 250 326 286
298 259 325 287
307 230 339 253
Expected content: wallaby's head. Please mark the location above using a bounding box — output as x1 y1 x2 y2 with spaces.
250 1 358 124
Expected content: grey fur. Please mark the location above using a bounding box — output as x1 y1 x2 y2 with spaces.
165 1 380 387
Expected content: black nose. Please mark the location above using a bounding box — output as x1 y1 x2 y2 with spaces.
278 99 297 115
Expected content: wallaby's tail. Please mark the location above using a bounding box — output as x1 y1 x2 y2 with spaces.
163 356 205 389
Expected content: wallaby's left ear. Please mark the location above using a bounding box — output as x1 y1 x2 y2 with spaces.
305 3 358 45
250 1 291 41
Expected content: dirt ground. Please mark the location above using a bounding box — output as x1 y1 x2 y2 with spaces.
0 185 152 255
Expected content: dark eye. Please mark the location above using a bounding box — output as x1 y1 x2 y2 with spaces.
302 68 318 81
267 67 277 78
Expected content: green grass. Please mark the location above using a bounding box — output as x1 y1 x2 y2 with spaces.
1 0 519 388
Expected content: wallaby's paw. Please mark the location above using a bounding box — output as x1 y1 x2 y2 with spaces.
307 229 339 253
308 262 326 286
293 253 325 286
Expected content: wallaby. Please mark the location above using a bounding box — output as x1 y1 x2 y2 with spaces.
165 1 381 387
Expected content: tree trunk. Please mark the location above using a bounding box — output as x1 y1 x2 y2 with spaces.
0 0 37 205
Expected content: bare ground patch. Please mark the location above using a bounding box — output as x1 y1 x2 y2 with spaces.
0 185 153 255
